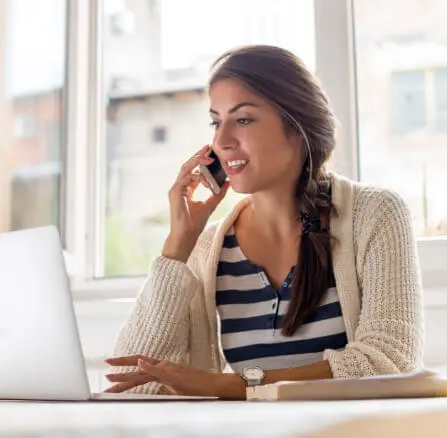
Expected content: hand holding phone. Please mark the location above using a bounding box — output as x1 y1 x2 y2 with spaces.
199 148 228 195
162 145 229 263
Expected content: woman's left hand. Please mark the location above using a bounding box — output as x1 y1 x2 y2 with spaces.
104 355 245 400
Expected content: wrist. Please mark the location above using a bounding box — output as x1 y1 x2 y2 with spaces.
216 374 246 400
162 234 194 263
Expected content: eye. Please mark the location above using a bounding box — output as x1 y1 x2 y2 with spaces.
209 120 220 129
237 118 252 126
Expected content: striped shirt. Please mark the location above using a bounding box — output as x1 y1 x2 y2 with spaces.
216 226 348 373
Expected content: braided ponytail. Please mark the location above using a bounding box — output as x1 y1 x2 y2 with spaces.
281 165 333 336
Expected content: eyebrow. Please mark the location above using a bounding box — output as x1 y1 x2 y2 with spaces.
209 102 259 115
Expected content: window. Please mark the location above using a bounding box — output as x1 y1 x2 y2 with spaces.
152 127 167 143
354 0 447 237
391 69 447 135
101 0 316 277
2 0 443 295
13 116 37 139
434 69 447 131
0 0 67 235
109 11 135 36
391 71 426 135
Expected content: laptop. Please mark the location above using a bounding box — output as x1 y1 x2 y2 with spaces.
0 226 217 401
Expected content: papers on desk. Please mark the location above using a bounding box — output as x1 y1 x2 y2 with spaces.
246 370 447 401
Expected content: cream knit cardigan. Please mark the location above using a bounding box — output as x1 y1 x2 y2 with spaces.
113 172 424 394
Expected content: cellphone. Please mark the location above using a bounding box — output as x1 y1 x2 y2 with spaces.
199 148 227 195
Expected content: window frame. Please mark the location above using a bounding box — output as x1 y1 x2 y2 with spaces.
65 0 447 300
0 0 68 238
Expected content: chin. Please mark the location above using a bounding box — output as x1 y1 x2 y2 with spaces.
228 180 259 195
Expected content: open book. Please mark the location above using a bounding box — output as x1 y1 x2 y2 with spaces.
246 370 447 401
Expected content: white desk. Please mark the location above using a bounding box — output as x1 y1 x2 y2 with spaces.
1 398 447 437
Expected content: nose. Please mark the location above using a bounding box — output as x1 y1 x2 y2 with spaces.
213 122 237 152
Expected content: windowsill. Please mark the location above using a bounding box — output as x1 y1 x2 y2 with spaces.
417 237 447 273
70 238 447 301
71 276 145 301
71 278 447 310
423 287 447 308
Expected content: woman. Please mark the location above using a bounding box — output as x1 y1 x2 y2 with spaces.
104 45 424 399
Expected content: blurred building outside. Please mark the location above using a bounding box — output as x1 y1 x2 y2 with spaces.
1 0 446 277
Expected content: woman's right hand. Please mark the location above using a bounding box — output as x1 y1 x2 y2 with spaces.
162 144 230 263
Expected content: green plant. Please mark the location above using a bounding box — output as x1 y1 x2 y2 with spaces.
104 211 149 276
146 209 170 225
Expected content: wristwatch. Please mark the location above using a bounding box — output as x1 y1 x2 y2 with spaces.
241 366 265 387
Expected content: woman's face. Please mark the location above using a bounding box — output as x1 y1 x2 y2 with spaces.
209 78 303 195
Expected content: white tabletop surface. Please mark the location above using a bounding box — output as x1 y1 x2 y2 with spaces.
1 398 447 437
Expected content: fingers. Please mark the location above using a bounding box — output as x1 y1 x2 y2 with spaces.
173 173 212 201
103 370 153 393
103 356 162 393
162 385 179 395
138 359 160 375
169 145 219 202
137 359 175 384
196 144 211 157
104 381 143 393
194 171 212 191
105 371 148 382
105 355 160 367
203 180 231 211
175 159 214 196
189 144 212 163
176 147 214 184
178 172 201 188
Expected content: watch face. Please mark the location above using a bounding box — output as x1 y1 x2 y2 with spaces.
244 367 264 379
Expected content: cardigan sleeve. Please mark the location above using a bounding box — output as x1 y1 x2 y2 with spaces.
324 188 424 378
110 255 203 394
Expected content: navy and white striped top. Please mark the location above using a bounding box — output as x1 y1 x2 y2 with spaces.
216 226 348 373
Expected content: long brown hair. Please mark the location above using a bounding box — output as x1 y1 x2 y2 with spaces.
209 45 336 336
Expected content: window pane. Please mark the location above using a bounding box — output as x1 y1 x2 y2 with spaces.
0 0 66 235
354 0 447 237
391 71 426 135
434 69 447 132
102 0 315 277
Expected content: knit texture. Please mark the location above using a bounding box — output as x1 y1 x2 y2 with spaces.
112 172 424 393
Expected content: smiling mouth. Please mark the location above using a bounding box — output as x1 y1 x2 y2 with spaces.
225 159 248 170
224 160 249 175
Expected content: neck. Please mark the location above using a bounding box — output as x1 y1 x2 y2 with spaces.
248 189 300 241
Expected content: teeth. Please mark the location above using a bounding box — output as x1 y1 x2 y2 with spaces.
227 160 247 168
